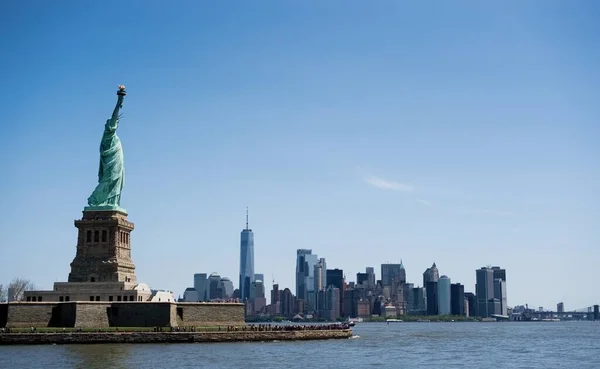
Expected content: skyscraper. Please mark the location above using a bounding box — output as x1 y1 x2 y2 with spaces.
451 283 465 316
423 262 440 286
493 278 507 316
326 268 344 317
319 258 327 288
464 292 477 317
356 272 368 286
239 209 255 301
411 287 426 312
491 266 506 282
437 275 451 315
476 267 494 318
296 249 310 298
220 277 234 298
193 273 208 301
365 267 376 289
492 266 507 313
381 262 406 286
425 281 438 315
271 283 280 307
314 261 324 292
208 272 222 300
296 249 318 301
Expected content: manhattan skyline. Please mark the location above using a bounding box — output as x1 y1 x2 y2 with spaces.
0 1 598 310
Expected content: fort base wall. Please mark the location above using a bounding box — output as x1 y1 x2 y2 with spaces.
1 302 244 328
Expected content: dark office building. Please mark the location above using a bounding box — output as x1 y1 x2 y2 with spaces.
381 263 406 287
488 298 501 316
450 283 465 316
372 296 383 316
343 288 361 318
410 287 426 313
271 283 280 305
326 269 344 317
356 272 368 286
491 266 506 282
464 292 477 317
280 288 295 318
326 269 343 290
476 267 494 318
425 281 438 315
423 263 440 287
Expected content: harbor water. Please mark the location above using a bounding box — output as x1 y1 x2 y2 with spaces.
1 322 598 368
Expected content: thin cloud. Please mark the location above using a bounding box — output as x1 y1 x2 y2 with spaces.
364 176 413 192
417 199 433 207
455 206 512 216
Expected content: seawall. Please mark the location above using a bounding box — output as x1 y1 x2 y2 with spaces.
1 302 245 328
0 329 352 345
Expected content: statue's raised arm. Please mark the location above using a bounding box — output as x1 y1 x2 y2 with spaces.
86 85 128 212
106 85 127 132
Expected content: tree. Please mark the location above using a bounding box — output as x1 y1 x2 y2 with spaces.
0 284 6 302
7 277 35 301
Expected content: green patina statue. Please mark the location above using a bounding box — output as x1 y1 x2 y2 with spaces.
85 85 128 212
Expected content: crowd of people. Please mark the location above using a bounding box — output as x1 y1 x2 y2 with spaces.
0 323 351 334
226 323 351 332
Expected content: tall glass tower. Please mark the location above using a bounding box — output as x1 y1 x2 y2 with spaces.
239 208 255 301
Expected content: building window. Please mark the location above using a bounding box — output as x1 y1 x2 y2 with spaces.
91 277 96 282
109 296 113 301
90 296 94 301
117 296 122 301
129 296 134 301
86 230 92 242
94 230 99 242
102 230 107 242
126 233 129 244
65 296 70 302
26 296 31 302
96 296 100 301
59 296 64 302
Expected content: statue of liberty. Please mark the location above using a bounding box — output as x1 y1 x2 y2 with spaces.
86 85 127 211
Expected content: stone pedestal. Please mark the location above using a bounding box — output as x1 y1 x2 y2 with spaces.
68 210 136 284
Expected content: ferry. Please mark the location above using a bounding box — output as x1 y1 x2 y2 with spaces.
386 318 403 323
346 318 363 327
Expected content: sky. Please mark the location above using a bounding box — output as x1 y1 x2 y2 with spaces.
0 1 598 310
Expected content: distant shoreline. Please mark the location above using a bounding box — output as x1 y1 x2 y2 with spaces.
0 330 353 345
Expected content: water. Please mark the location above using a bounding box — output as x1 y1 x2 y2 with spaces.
1 322 599 368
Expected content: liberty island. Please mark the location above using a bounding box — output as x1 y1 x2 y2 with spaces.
0 85 350 344
1 86 245 329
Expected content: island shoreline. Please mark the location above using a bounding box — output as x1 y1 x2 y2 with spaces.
0 329 353 345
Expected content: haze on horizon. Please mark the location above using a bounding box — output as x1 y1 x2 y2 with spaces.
0 1 598 310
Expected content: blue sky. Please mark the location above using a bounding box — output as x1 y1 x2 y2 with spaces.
1 1 598 309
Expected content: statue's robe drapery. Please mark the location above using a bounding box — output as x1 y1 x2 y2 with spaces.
87 116 124 207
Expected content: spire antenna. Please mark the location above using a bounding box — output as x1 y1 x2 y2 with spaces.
245 207 249 229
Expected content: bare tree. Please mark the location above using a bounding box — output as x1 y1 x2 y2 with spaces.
7 278 35 302
0 284 6 302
